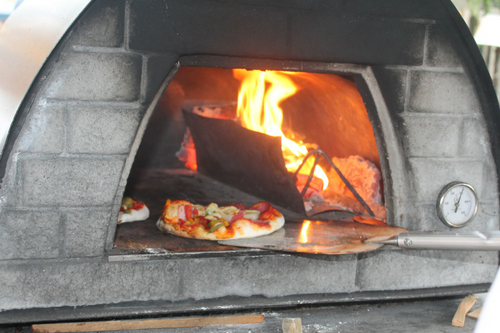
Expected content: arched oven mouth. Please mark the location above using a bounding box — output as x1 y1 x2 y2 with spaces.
112 56 404 258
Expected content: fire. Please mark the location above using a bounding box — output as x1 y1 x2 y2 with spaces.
233 69 329 190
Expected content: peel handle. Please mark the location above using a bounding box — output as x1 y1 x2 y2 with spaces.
382 231 500 251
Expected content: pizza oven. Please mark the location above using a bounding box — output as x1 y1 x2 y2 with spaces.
0 0 499 324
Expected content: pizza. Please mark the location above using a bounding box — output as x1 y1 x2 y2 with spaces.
118 197 150 224
157 200 285 240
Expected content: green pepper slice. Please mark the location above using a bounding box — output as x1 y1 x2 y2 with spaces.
208 222 224 233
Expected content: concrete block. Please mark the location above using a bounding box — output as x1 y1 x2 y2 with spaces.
426 24 462 68
46 52 141 102
476 203 500 230
0 209 60 260
408 158 483 203
144 54 179 103
20 157 125 206
409 72 479 114
129 0 425 65
16 102 65 154
411 203 499 232
70 0 125 47
63 209 111 257
67 107 143 154
460 118 490 158
356 250 498 291
481 159 499 201
371 67 407 114
0 259 181 310
291 14 425 65
409 204 453 232
180 255 358 300
402 114 460 157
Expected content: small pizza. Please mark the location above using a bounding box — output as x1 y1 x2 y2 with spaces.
157 200 285 240
118 197 150 224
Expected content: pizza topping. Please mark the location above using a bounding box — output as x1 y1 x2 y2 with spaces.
249 202 271 214
158 199 285 240
208 222 225 233
229 210 245 225
242 210 260 220
259 206 282 221
248 219 271 226
228 203 248 210
120 197 146 215
118 197 150 224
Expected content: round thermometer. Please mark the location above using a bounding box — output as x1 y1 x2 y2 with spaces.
436 182 478 228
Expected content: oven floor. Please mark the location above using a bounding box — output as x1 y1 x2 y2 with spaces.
1 296 483 332
114 169 355 256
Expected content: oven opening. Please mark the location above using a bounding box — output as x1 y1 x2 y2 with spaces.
113 65 387 256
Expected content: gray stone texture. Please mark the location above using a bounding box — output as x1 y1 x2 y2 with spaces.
144 54 179 103
16 102 65 154
180 255 358 300
371 67 407 114
460 117 490 158
402 114 460 157
0 260 181 310
129 0 426 66
412 203 499 231
19 157 125 206
67 107 143 154
356 250 498 291
481 159 499 201
426 24 462 68
45 52 141 102
63 209 111 257
70 0 125 48
409 72 479 114
0 210 60 260
408 158 484 203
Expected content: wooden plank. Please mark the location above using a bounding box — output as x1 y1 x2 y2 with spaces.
32 314 265 333
452 295 477 327
467 308 482 320
282 318 303 333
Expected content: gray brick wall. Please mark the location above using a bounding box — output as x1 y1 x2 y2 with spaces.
0 259 182 310
45 52 142 102
357 250 498 291
66 106 143 155
0 210 61 260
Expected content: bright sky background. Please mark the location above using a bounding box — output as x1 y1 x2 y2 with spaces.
0 0 17 16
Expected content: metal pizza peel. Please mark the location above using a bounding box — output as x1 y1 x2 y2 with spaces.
218 220 407 255
218 220 500 254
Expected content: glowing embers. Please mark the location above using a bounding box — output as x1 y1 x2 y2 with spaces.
176 68 385 221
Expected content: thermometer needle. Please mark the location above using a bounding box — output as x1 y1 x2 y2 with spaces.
455 188 465 213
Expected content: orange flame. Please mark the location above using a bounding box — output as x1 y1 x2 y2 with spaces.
233 69 329 190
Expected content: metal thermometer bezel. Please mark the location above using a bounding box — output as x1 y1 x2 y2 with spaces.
436 181 478 228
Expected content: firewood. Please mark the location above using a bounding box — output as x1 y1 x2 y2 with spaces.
282 318 303 333
452 295 477 327
467 308 482 320
32 314 264 333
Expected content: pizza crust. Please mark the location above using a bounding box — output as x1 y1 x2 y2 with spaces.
157 214 284 240
118 206 150 223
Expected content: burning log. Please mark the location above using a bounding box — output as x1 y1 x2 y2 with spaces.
183 110 306 214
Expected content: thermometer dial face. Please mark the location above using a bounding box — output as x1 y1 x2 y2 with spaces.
437 182 478 228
